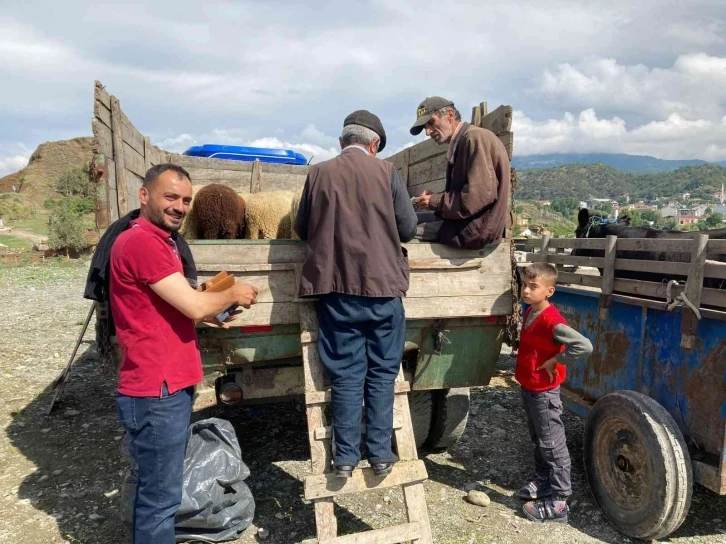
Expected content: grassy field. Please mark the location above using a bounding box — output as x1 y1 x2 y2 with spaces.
12 216 50 236
0 234 32 250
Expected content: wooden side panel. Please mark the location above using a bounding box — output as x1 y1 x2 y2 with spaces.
408 153 448 187
409 139 446 165
123 142 146 178
126 170 143 211
92 119 113 159
481 105 513 135
120 109 145 157
107 157 119 222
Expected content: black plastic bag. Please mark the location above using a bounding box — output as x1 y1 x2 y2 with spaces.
121 418 255 542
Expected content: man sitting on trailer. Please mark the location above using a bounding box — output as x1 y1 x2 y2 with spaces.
109 164 258 543
295 110 418 478
411 96 511 249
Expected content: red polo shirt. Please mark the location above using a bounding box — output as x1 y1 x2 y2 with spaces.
110 218 202 397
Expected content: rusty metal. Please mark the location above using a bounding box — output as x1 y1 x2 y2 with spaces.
556 285 726 495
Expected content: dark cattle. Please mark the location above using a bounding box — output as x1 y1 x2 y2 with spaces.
574 208 726 288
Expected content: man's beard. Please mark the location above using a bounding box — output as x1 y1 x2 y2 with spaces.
146 203 182 232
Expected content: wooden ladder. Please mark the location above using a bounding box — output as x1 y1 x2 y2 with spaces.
298 302 433 544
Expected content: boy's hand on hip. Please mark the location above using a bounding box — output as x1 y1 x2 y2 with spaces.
537 358 559 383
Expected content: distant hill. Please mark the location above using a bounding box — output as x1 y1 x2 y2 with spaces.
516 163 726 201
511 153 719 173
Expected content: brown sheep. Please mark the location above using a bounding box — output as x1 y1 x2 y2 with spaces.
183 184 246 240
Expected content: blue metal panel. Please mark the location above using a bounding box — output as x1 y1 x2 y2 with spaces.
547 287 726 463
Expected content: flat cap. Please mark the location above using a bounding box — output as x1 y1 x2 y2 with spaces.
344 110 386 152
409 96 454 135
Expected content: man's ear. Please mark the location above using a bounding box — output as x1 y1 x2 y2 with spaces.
369 139 380 157
339 137 345 151
139 186 150 205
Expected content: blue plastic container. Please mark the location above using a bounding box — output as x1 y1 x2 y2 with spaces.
183 144 308 165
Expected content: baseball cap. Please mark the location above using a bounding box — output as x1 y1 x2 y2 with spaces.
409 96 454 135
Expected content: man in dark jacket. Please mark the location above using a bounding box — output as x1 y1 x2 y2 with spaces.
294 110 417 478
411 96 511 249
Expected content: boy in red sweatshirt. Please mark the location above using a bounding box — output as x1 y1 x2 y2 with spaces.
515 262 593 523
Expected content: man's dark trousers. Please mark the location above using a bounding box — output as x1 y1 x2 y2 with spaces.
117 384 194 543
317 294 405 467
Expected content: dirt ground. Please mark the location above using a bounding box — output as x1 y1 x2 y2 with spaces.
1 261 725 544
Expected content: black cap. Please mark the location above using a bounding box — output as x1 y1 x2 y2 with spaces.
410 96 454 135
343 110 386 152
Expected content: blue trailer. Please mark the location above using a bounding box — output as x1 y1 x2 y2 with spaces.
524 233 726 541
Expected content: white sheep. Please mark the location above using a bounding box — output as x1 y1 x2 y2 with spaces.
244 190 298 240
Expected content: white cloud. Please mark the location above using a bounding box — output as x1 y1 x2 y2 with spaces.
0 154 29 178
514 110 726 160
537 54 726 120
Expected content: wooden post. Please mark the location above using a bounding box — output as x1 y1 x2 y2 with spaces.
681 233 708 349
471 106 482 128
599 235 617 319
540 235 551 263
143 136 152 172
110 96 128 216
250 159 262 193
480 101 488 117
401 147 411 186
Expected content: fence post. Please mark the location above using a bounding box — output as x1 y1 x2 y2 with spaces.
540 236 551 264
599 235 617 319
680 233 708 349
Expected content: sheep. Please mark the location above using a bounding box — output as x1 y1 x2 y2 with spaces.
181 184 246 240
244 190 297 239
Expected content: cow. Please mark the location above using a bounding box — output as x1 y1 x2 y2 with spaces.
574 208 726 289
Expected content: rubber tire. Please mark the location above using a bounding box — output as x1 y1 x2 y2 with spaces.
408 391 434 449
584 390 692 541
427 388 471 451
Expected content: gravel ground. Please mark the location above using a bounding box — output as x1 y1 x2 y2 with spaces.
1 261 725 544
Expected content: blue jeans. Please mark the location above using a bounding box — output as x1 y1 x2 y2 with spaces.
117 384 194 544
317 294 405 466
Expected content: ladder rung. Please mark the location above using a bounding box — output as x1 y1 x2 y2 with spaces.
319 522 420 544
305 381 411 404
314 419 403 441
304 460 427 501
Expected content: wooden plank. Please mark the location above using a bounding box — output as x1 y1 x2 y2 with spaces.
471 105 482 128
481 105 513 135
110 97 128 215
94 99 112 130
190 240 509 265
94 80 111 109
498 132 514 160
616 238 695 252
123 141 146 178
125 169 143 211
250 159 262 193
185 167 252 182
612 278 681 300
306 381 412 405
599 235 617 318
92 119 113 158
540 235 551 262
614 258 691 276
143 137 152 173
106 157 119 222
681 234 708 348
480 102 488 116
304 460 427 500
319 523 420 544
546 254 605 268
707 239 726 253
558 271 602 288
400 147 411 185
705 260 726 280
119 110 145 157
409 139 446 165
408 153 448 187
548 238 606 250
407 178 446 198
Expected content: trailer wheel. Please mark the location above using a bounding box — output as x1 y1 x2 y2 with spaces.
427 388 471 451
584 390 692 541
409 391 433 449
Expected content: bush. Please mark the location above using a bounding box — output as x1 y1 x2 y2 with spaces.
48 206 89 257
56 164 92 198
67 197 94 216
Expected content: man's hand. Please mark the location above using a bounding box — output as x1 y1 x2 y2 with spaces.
230 281 259 308
412 190 433 210
537 357 560 383
199 309 243 328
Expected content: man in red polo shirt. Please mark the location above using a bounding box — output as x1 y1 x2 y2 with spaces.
111 164 257 543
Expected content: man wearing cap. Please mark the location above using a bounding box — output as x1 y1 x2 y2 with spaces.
294 110 417 479
411 97 511 249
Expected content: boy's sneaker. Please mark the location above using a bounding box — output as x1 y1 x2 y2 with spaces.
522 498 569 523
515 475 552 499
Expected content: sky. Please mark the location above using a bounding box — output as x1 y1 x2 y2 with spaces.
1 0 726 176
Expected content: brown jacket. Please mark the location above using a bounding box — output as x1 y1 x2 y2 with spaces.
428 123 511 249
294 147 417 298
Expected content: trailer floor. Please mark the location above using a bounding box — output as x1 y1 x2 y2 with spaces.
1 262 725 544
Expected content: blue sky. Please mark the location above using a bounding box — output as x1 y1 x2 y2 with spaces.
1 0 726 176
